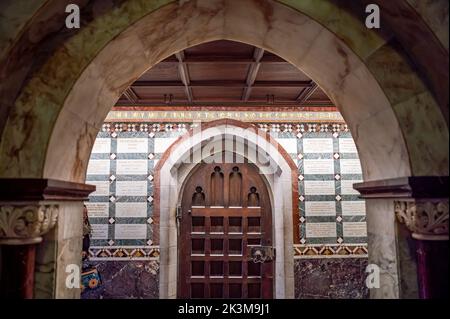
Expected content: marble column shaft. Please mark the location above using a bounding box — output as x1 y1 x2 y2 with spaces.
354 176 449 299
0 179 95 299
395 199 449 298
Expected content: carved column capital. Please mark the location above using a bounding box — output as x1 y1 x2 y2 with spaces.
0 204 59 245
395 200 449 241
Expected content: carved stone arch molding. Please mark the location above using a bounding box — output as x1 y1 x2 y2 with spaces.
153 119 299 298
2 0 449 183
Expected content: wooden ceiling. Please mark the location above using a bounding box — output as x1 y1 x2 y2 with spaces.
116 40 333 107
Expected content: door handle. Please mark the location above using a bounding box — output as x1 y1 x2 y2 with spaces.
248 246 275 263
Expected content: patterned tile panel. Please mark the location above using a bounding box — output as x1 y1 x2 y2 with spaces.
86 121 367 260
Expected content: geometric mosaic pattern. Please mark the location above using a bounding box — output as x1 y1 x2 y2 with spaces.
89 244 368 260
293 244 368 259
88 245 368 260
88 246 160 260
86 121 367 260
295 128 367 245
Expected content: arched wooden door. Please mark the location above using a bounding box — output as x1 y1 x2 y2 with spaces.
178 162 274 298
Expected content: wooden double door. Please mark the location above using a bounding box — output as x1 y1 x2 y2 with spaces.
178 162 274 298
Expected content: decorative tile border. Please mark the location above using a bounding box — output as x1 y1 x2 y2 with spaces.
100 122 349 133
88 244 367 260
294 244 368 259
89 245 160 261
105 111 344 123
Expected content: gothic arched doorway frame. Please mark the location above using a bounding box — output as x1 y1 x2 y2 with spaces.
153 119 299 298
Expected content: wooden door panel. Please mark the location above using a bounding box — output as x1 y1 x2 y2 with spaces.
179 162 273 299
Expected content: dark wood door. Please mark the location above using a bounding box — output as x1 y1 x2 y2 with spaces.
178 162 273 298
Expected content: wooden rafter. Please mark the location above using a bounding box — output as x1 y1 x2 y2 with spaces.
160 55 285 64
132 80 312 88
123 87 139 104
115 101 335 107
242 48 265 101
175 51 193 103
117 41 334 107
296 81 318 104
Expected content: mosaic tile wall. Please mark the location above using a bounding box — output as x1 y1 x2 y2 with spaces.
85 121 367 262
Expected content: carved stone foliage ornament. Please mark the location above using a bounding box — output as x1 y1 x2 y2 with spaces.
0 204 59 245
395 200 449 241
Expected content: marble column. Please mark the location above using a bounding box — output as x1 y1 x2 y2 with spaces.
362 198 401 298
0 204 58 298
0 179 95 299
354 176 449 299
395 199 449 299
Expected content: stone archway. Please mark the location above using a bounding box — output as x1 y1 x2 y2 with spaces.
5 0 449 182
0 0 447 299
153 119 298 298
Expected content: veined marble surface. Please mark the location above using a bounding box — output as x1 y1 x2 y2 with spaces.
0 0 447 300
0 0 447 183
365 199 400 299
406 0 449 51
294 258 369 299
0 0 448 184
81 260 159 299
81 257 368 299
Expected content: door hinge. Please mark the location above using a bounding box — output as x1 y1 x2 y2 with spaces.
176 206 182 221
176 206 182 236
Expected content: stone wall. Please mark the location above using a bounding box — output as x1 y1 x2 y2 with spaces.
294 258 369 299
82 118 368 298
81 261 159 299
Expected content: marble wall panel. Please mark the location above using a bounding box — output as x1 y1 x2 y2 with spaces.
294 258 369 299
81 261 159 299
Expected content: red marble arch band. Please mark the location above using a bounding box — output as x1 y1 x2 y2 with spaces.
152 118 300 244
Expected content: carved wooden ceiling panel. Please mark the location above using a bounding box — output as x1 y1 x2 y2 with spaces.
116 40 333 108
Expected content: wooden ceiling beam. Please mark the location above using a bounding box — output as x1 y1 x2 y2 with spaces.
122 87 139 104
175 51 193 103
242 48 265 101
132 80 312 88
296 81 318 103
252 81 311 87
160 55 286 64
115 100 335 107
